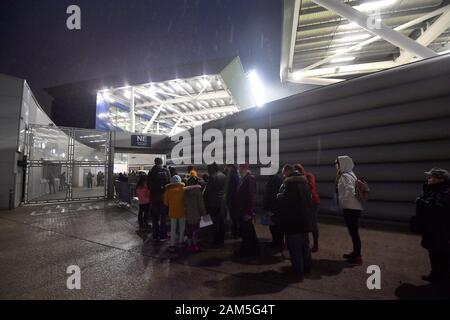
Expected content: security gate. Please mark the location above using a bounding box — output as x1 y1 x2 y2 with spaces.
23 125 111 204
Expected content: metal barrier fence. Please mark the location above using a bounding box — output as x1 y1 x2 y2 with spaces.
24 124 110 204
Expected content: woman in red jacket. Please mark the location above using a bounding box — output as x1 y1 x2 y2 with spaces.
295 164 320 252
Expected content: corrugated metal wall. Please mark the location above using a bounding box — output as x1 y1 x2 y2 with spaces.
166 55 450 223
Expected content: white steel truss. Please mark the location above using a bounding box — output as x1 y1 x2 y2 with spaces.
98 74 240 136
282 0 450 85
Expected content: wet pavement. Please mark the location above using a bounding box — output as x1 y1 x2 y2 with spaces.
0 201 449 300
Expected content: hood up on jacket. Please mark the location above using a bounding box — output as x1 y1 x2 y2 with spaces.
337 156 355 173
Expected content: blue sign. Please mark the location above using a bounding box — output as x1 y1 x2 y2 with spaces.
131 135 152 147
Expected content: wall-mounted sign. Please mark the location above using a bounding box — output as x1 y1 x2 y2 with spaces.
131 135 152 148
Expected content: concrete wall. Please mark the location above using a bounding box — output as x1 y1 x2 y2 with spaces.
166 55 450 223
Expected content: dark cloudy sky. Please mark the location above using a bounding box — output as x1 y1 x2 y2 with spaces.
0 0 285 110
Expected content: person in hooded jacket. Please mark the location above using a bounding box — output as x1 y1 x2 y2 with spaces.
335 156 364 265
277 164 314 279
294 163 320 253
412 168 450 285
163 175 186 253
183 174 207 253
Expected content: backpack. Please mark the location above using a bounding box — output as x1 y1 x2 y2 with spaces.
355 178 370 202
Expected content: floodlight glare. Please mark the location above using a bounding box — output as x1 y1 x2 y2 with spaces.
248 70 266 107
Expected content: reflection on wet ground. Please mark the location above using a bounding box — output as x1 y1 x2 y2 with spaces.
0 201 449 300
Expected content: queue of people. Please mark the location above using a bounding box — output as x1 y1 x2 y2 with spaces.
129 156 449 285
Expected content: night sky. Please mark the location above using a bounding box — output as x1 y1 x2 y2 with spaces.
0 0 284 112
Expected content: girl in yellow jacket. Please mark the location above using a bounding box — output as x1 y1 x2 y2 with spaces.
164 175 186 252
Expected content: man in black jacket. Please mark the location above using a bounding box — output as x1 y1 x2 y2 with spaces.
204 162 227 246
277 164 314 279
414 168 450 286
148 158 171 241
263 172 284 249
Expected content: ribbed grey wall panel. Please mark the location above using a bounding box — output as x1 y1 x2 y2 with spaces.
166 56 450 223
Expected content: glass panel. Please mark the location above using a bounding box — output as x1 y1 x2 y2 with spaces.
71 166 106 199
29 126 70 162
73 129 108 162
27 165 69 202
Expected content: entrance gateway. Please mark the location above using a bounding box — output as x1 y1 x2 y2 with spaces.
23 125 167 205
23 125 111 204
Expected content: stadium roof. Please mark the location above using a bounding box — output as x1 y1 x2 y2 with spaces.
46 56 255 135
280 0 450 85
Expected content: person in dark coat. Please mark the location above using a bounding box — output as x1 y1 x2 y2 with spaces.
263 171 284 249
412 168 450 285
204 162 227 246
235 163 259 256
277 164 314 279
225 164 241 239
148 158 171 241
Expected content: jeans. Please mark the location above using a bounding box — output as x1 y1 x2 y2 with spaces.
240 219 259 254
286 233 312 277
151 201 168 239
343 209 362 257
311 204 320 245
170 217 186 247
138 203 150 228
208 206 225 245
